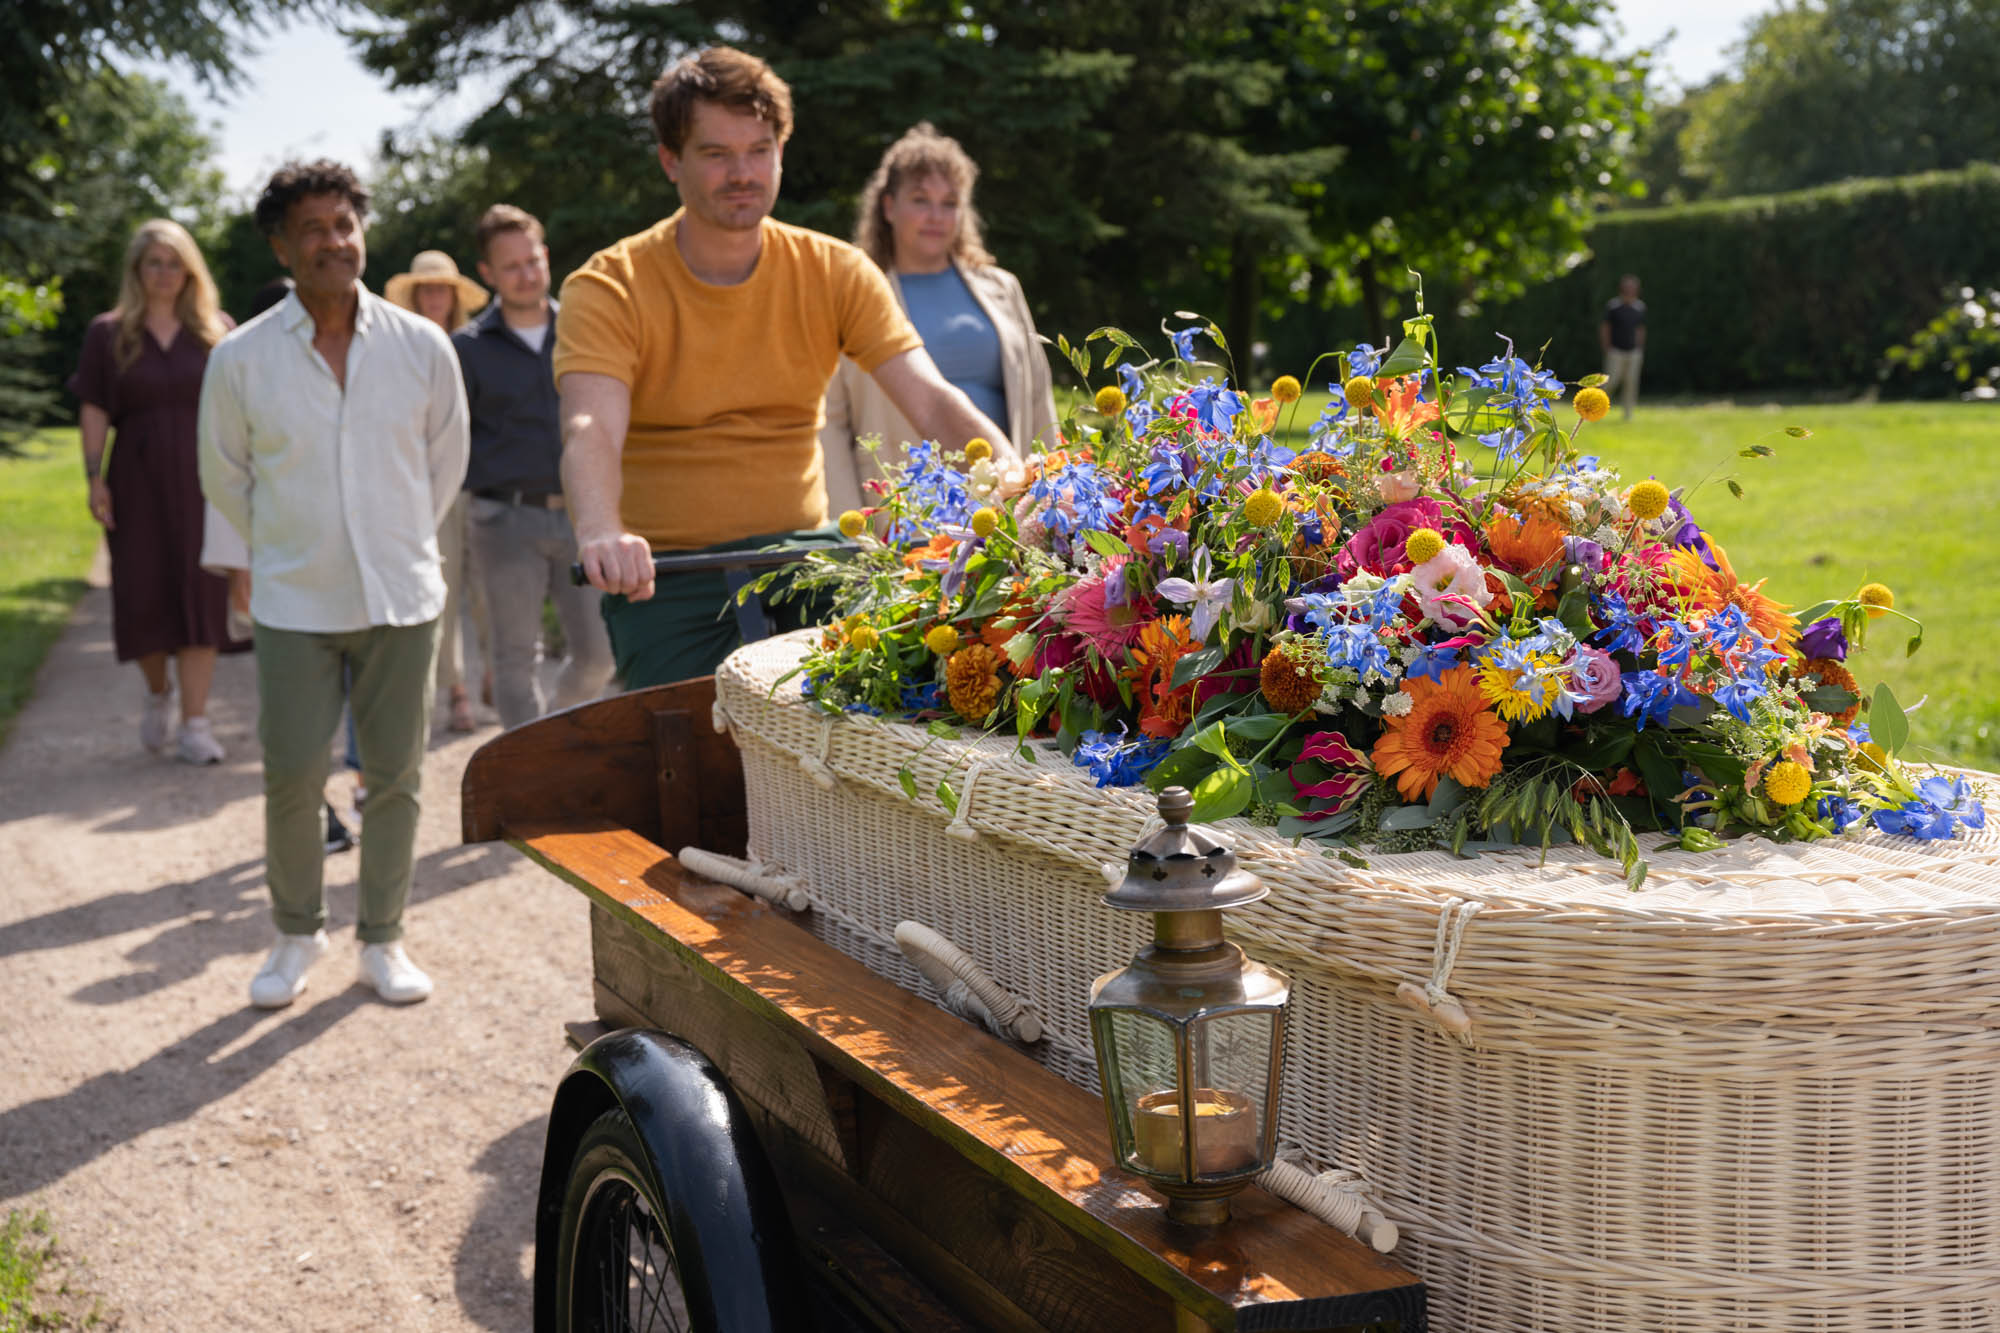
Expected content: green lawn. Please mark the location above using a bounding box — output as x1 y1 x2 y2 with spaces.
1270 397 1997 770
0 430 101 748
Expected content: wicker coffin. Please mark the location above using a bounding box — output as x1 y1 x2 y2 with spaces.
715 632 2000 1332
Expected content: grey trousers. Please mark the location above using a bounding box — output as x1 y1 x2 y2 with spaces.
255 619 439 943
464 495 615 729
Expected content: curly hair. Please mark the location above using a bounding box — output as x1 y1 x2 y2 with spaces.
853 123 993 272
649 46 793 154
253 159 372 236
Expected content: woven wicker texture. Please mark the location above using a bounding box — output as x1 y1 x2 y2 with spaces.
718 633 2000 1331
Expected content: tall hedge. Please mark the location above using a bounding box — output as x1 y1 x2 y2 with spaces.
1432 164 2000 395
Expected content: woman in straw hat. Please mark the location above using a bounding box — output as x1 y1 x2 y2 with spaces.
70 218 245 764
386 250 491 733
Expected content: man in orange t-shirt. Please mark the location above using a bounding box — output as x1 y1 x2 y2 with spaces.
557 45 1015 687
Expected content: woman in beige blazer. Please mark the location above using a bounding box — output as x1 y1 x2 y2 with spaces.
820 124 1058 514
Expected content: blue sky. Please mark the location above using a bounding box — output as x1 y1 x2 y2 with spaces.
146 0 1759 197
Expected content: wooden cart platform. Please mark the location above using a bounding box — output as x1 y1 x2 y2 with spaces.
465 680 1427 1332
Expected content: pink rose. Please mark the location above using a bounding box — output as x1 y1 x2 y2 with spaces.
1567 645 1623 714
1336 498 1474 578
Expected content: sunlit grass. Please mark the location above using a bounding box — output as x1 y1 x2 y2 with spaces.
0 430 101 748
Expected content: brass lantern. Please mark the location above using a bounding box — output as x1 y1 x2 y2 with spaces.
1088 786 1292 1226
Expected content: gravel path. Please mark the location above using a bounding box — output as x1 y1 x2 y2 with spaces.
0 553 595 1329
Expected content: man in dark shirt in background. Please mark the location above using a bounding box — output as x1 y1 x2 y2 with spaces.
454 205 614 728
1599 273 1646 421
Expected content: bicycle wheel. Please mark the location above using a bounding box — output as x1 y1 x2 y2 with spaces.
554 1109 693 1333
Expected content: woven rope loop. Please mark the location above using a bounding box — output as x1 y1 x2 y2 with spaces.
894 920 1045 1044
799 715 839 789
709 699 732 734
677 846 811 911
1262 1159 1400 1252
944 760 990 842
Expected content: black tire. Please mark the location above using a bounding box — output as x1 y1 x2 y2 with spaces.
554 1109 695 1333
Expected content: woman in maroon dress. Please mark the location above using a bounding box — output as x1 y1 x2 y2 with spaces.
69 218 242 763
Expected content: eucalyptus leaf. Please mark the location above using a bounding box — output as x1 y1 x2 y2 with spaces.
1379 805 1438 831
1278 810 1359 840
1377 335 1426 377
1225 713 1292 742
1870 682 1909 754
1145 745 1222 792
1792 599 1838 625
1170 644 1229 691
1426 775 1468 816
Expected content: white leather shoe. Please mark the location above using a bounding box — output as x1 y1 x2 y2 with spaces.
177 716 225 765
140 689 173 754
249 929 329 1009
358 942 433 1004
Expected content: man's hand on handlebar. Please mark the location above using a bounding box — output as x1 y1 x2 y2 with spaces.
577 530 657 601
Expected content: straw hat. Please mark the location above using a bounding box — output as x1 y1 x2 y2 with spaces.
384 250 488 314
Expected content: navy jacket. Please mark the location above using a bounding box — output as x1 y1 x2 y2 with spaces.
452 299 562 493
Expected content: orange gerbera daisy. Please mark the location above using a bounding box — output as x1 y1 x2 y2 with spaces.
1665 539 1797 657
1483 507 1568 580
1372 666 1510 801
901 532 955 575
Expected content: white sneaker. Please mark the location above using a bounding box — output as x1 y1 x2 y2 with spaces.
140 689 173 754
177 716 225 765
249 930 330 1009
358 942 433 1005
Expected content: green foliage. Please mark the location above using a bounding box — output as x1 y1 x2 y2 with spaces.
349 0 1645 361
0 433 102 748
1444 164 2000 394
1881 286 2000 399
1679 0 2000 200
0 1208 104 1331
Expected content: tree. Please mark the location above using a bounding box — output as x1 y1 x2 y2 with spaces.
1681 0 2000 198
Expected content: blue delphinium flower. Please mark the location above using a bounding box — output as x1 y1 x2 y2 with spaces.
900 681 943 712
1592 591 1647 657
1117 361 1146 400
1652 618 1701 668
1622 669 1698 730
1236 435 1298 485
898 439 973 532
1347 343 1383 378
1458 339 1564 412
1073 728 1170 787
1873 774 1987 840
1325 624 1394 681
1141 443 1194 497
1402 641 1462 685
1477 426 1528 461
1185 377 1245 434
1818 794 1866 833
1711 674 1767 724
1170 327 1201 362
1030 461 1118 536
1125 399 1157 435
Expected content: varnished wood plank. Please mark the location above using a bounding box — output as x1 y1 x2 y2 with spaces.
513 820 1424 1331
460 679 741 847
652 709 700 855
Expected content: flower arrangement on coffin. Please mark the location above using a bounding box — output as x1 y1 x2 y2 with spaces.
762 307 1980 888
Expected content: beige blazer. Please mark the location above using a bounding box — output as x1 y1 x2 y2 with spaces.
819 260 1058 515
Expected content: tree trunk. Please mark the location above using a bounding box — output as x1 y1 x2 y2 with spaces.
1226 234 1260 385
1359 260 1387 351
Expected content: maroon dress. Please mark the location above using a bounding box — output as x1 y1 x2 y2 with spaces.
68 313 246 662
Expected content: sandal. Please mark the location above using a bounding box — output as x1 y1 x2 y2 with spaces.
447 685 476 734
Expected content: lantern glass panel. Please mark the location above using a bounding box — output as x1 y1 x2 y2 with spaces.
1183 1009 1275 1180
1096 1007 1180 1175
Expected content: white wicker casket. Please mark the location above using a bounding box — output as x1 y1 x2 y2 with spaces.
715 632 2000 1332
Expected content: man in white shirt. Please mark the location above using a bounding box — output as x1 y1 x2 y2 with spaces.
199 159 470 1009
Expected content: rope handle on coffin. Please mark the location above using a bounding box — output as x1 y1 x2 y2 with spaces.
893 920 1046 1045
1261 1159 1401 1253
1394 896 1482 1043
676 847 812 912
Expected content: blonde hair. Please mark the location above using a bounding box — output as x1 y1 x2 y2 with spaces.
853 123 994 272
112 219 227 370
402 285 470 333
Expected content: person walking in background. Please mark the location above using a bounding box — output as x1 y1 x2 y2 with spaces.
69 219 245 765
1600 273 1646 422
199 160 468 1009
559 46 1015 689
454 205 614 728
386 249 492 733
820 122 1057 515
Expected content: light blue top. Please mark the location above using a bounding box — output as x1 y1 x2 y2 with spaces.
898 267 1007 427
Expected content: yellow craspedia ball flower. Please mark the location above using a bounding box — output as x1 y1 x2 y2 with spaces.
1093 385 1128 416
1858 582 1894 619
1573 386 1610 422
970 507 1000 538
1271 374 1302 404
1764 760 1811 806
837 509 867 538
1627 479 1670 522
1342 375 1378 411
1242 487 1284 528
1404 527 1446 565
849 625 881 651
924 624 961 657
1857 740 1888 772
962 437 993 463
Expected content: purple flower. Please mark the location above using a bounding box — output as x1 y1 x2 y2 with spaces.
1663 497 1718 571
1562 534 1606 572
1566 645 1623 713
1800 617 1848 661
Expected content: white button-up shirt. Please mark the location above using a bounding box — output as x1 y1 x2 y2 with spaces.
198 287 470 633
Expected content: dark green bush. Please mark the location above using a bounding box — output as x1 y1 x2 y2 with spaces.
1880 286 2000 400
1427 164 2000 395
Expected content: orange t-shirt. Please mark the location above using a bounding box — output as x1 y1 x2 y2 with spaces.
554 211 921 550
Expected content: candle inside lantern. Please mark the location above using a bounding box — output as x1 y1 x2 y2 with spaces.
1130 1087 1259 1177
